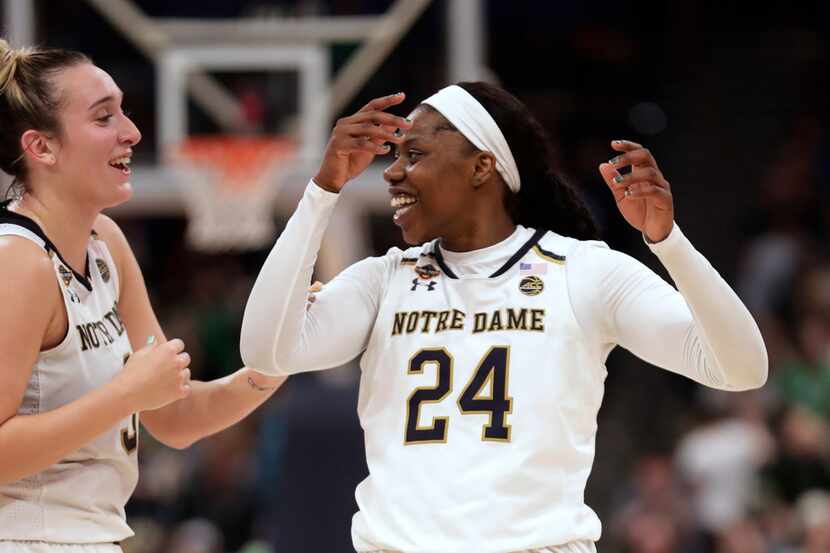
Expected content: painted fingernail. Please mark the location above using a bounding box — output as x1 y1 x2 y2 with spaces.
146 335 156 345
613 175 624 184
609 156 621 165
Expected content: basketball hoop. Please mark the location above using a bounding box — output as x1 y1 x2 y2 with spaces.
172 135 297 252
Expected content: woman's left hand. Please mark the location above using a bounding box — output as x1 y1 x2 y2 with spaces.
598 140 674 243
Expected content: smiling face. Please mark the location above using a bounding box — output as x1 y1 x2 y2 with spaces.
384 106 490 245
45 63 141 209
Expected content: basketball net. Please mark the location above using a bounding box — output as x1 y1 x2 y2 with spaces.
172 135 297 252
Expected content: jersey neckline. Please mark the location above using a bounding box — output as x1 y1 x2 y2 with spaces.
433 228 547 279
0 200 93 291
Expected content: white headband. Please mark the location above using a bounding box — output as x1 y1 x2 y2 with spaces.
422 85 521 193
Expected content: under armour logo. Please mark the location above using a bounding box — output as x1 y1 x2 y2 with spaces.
411 278 437 292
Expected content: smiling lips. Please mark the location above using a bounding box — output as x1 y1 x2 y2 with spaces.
391 194 417 222
108 154 131 175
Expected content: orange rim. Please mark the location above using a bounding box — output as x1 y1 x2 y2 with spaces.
176 135 297 191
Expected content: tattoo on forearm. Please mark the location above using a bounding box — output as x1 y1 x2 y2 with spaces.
247 377 275 392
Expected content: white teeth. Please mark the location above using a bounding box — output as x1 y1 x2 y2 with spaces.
390 195 417 208
109 156 131 167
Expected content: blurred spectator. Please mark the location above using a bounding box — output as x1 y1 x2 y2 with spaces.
797 490 830 553
713 519 767 553
166 518 224 553
763 406 830 505
610 455 699 551
675 391 774 534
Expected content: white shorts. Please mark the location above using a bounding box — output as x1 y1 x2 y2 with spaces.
0 543 121 553
366 541 597 553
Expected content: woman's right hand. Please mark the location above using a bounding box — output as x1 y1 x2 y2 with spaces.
116 337 192 412
313 92 412 193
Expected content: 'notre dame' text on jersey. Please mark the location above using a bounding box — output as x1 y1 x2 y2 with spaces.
0 205 137 543
352 227 606 552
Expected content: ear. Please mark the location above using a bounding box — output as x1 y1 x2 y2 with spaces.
20 129 58 168
471 151 497 189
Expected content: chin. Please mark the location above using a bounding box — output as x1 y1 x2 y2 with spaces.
100 181 134 209
401 226 437 246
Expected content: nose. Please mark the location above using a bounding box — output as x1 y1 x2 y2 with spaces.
120 113 142 147
383 155 404 185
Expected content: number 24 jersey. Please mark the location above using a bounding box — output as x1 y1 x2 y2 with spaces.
353 227 607 553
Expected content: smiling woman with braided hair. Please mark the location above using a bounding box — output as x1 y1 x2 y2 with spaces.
241 83 768 553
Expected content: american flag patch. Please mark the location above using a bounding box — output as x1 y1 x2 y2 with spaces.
520 262 547 275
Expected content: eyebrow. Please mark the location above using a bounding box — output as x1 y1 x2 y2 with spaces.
88 91 123 111
392 136 425 155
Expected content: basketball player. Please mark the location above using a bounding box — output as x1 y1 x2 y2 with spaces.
0 41 286 551
240 84 768 553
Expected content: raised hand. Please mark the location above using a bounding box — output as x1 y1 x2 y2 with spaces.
115 337 192 412
598 140 674 243
313 93 413 193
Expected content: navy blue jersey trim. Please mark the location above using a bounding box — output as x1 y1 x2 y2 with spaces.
0 202 93 291
433 228 547 279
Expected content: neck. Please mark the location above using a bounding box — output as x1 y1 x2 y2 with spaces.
441 205 516 252
12 183 98 273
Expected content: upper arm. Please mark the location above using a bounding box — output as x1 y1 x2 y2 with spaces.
0 238 61 425
276 254 390 371
570 244 693 368
93 215 164 351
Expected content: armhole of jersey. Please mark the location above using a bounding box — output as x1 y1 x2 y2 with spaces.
0 226 76 356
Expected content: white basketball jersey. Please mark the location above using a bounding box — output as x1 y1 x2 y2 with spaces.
353 228 607 553
0 207 137 543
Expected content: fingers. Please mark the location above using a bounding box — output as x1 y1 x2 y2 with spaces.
357 92 406 113
598 162 624 199
179 367 192 396
308 281 324 293
344 136 393 155
175 352 191 369
610 139 644 152
342 122 404 145
165 338 185 354
609 167 668 191
607 146 656 170
598 163 671 202
340 111 410 130
619 182 672 200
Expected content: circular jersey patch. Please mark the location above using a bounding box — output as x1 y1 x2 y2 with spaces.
519 275 544 296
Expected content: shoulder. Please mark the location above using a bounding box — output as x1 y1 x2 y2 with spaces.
538 230 616 268
91 213 130 263
0 235 60 304
0 234 55 277
542 231 657 295
92 213 128 245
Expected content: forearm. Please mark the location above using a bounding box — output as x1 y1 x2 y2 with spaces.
241 180 340 375
0 380 135 485
142 368 285 449
648 224 768 390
